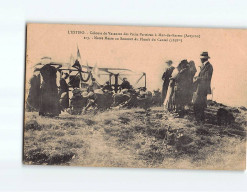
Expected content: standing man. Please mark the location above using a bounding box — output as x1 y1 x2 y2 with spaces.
193 52 213 122
161 60 175 104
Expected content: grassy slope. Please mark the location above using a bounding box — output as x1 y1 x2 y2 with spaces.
23 104 247 170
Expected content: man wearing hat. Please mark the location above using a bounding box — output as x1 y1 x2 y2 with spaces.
193 52 213 122
120 77 132 90
161 60 175 104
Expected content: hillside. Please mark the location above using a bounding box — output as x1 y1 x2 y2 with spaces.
23 101 247 170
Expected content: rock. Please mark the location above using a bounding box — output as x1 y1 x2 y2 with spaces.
25 120 41 131
230 108 240 113
217 108 235 126
239 106 247 111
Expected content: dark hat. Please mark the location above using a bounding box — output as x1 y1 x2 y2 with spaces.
200 52 210 59
165 60 173 64
180 59 188 64
177 59 188 69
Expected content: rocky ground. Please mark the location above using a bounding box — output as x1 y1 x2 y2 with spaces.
23 101 247 170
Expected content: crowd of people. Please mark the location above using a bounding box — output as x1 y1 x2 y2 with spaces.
27 51 213 122
26 62 139 116
161 52 213 122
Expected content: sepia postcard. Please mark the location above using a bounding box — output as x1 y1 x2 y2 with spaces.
24 23 247 170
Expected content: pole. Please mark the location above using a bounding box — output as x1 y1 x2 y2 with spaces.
144 73 146 89
109 74 112 85
114 74 119 93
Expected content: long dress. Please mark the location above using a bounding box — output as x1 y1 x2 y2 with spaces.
161 66 175 103
39 64 60 116
163 68 178 111
174 66 191 111
26 74 41 111
187 61 197 105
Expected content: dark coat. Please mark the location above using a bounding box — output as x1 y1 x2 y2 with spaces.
195 61 213 95
120 80 131 90
59 78 69 95
174 66 191 106
39 64 60 116
193 61 213 106
162 66 175 86
102 84 113 91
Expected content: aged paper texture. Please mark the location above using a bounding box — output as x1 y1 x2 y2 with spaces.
24 23 246 170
